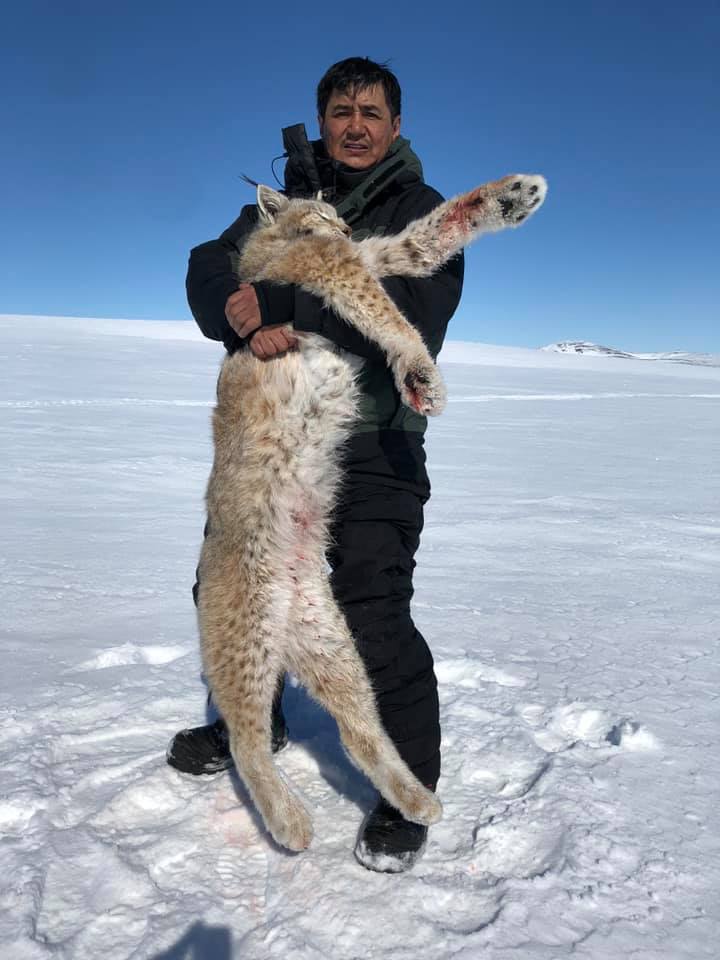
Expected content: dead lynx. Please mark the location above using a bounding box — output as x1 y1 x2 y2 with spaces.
197 173 547 851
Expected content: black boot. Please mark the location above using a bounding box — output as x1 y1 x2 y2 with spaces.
166 689 288 775
354 798 429 873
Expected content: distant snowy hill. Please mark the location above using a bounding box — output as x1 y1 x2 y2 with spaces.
543 340 720 367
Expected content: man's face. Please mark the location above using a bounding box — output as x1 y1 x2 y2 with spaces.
319 84 401 170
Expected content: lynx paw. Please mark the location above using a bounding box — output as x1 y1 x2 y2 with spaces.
269 800 314 852
493 174 547 226
395 356 447 417
389 779 443 826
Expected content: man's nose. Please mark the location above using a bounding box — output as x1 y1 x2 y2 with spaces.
347 110 365 135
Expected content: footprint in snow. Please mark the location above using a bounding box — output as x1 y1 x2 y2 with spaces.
410 881 503 935
471 810 567 882
72 642 191 672
436 657 528 689
459 731 552 800
88 770 197 834
0 796 45 834
604 719 660 751
519 701 660 753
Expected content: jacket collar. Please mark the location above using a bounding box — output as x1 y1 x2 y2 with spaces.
281 123 423 226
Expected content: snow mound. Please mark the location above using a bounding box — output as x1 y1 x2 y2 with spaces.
74 643 192 671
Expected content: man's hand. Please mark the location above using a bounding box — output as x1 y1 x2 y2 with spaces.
225 283 263 339
248 325 298 359
225 284 298 359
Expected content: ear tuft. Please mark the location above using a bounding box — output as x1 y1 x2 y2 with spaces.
257 185 289 224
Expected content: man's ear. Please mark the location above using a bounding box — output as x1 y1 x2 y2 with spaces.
391 114 401 140
257 185 289 224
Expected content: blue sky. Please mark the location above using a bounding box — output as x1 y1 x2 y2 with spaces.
1 0 718 352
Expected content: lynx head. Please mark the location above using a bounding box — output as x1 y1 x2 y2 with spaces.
256 185 351 240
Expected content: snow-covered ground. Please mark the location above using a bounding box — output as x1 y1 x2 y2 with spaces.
1 315 719 959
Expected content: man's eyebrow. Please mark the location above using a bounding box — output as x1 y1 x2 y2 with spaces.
331 103 383 114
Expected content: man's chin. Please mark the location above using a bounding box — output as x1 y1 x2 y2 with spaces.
339 149 375 169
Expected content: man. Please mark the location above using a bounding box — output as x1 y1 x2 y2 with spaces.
167 57 464 873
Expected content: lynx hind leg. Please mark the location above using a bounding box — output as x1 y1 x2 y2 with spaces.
288 592 442 826
198 582 313 851
212 664 313 851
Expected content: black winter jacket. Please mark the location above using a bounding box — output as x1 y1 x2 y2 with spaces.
186 132 464 485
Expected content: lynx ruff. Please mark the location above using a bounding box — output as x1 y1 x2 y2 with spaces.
197 173 547 851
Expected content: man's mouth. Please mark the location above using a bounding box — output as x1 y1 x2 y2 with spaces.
343 142 368 152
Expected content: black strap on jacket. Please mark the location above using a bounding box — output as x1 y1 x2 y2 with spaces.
334 157 408 226
281 124 323 197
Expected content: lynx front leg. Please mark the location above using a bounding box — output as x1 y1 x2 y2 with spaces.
311 267 447 417
392 348 447 417
287 585 442 827
248 242 446 416
433 173 547 261
463 173 547 229
361 174 547 278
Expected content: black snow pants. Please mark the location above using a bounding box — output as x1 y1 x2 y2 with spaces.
326 472 440 787
194 434 441 789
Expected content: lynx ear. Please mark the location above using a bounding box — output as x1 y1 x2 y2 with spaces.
316 189 324 201
257 185 289 224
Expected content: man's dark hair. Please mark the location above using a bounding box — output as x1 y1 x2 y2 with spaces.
317 57 401 121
